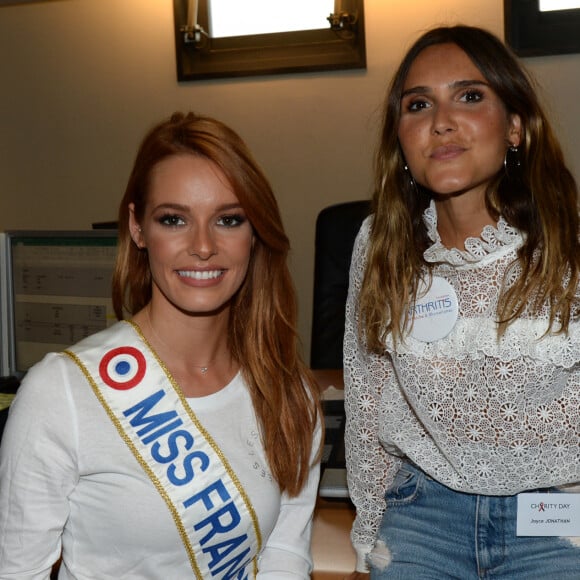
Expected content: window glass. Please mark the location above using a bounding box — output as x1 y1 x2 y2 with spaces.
209 0 334 38
539 1 580 11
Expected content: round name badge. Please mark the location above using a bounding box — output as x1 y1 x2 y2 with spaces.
408 276 459 342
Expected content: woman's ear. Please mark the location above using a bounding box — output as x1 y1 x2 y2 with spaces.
508 113 523 148
128 203 145 249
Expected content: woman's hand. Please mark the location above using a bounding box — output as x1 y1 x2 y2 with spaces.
344 573 370 580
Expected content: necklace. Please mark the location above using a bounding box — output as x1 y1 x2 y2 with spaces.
145 309 225 375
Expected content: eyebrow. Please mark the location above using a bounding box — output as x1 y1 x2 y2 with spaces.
151 202 244 213
401 79 489 98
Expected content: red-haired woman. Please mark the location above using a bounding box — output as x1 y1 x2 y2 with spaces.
0 112 322 579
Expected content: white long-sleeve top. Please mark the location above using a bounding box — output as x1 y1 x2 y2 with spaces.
344 203 580 571
0 324 320 579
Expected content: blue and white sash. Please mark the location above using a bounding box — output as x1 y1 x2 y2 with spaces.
65 321 261 579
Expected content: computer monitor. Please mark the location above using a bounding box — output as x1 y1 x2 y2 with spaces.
0 230 118 379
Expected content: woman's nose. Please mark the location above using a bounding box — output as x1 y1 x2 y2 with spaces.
188 225 216 259
431 103 457 135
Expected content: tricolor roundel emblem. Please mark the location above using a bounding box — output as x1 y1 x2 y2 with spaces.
99 347 146 390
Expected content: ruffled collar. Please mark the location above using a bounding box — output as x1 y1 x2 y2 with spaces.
423 200 523 266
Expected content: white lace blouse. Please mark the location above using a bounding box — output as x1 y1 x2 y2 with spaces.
343 202 580 568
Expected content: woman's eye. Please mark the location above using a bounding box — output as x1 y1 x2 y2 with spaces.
217 214 246 228
158 214 185 227
406 99 430 113
460 89 483 103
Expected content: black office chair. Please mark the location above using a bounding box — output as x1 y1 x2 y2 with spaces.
310 200 371 369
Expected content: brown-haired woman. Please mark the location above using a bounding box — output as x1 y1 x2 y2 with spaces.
0 112 322 579
344 26 579 579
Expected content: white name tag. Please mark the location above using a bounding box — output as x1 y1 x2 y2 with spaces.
517 493 580 536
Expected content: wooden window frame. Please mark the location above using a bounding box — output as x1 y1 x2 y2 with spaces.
173 0 366 81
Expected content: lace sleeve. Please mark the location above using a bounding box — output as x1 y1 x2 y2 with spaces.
343 219 403 572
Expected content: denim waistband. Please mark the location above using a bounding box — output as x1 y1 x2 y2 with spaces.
400 459 562 497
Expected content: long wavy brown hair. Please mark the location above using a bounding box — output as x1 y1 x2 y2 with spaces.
112 112 321 495
361 25 579 351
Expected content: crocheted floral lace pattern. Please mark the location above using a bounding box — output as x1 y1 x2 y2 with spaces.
344 213 580 558
422 200 522 266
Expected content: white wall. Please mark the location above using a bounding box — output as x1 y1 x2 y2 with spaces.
1 0 579 357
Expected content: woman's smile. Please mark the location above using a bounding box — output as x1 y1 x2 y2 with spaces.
177 269 225 280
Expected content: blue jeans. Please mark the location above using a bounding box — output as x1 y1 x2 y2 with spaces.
369 463 580 579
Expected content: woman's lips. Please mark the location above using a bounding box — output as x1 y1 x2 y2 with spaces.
430 144 466 160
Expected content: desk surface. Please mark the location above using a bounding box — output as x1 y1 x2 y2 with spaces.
312 498 356 578
310 370 355 577
0 393 15 411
